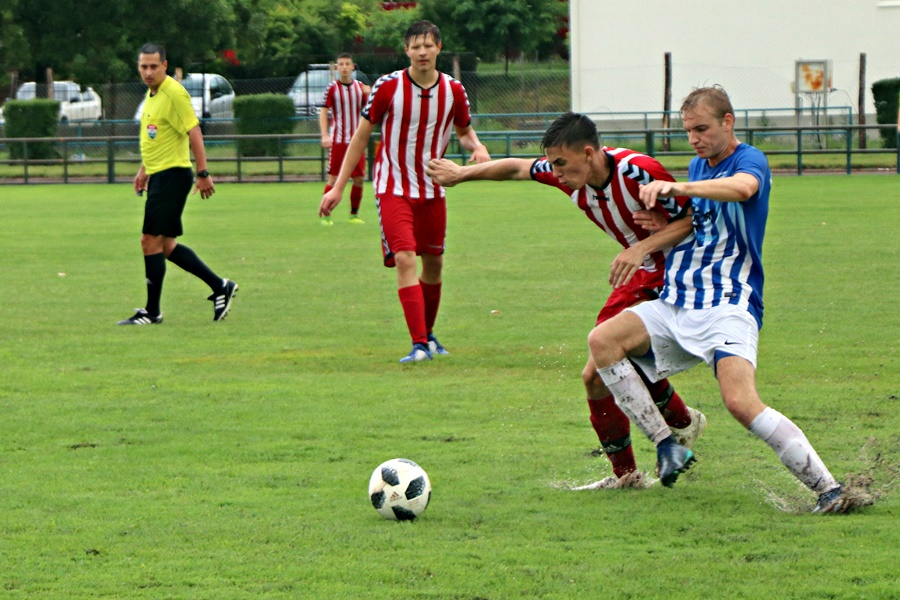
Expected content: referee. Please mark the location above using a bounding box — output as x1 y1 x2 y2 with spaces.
119 43 237 325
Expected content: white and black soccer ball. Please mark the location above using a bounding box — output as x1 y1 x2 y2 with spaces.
368 458 431 521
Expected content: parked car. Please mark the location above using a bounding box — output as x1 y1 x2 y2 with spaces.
0 81 103 124
134 73 235 121
288 65 370 116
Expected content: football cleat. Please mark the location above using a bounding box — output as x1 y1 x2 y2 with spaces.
671 407 708 449
399 343 433 364
348 215 365 224
209 279 239 322
427 333 449 356
320 216 334 226
656 436 696 488
117 309 163 325
812 485 852 514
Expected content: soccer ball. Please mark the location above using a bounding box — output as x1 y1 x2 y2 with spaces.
368 458 431 521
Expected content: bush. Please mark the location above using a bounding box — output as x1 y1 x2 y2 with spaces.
234 94 296 157
4 99 59 159
871 77 900 149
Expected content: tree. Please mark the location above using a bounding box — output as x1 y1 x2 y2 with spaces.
360 5 421 54
336 2 367 50
8 0 233 84
420 0 565 67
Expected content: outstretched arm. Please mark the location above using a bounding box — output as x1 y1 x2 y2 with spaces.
639 173 758 208
426 157 534 187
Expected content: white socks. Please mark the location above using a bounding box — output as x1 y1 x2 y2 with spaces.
596 360 670 445
749 407 838 493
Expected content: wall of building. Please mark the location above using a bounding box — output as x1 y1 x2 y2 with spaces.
570 0 900 119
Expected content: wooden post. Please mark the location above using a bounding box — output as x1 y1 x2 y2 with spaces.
662 52 672 151
46 67 54 100
858 52 867 150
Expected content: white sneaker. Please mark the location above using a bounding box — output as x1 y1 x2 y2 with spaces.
671 407 707 449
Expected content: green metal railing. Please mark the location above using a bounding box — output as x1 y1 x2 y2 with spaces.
1 122 898 184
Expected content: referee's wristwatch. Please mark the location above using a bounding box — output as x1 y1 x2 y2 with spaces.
197 169 210 178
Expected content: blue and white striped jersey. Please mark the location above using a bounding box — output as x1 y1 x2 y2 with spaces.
660 143 772 328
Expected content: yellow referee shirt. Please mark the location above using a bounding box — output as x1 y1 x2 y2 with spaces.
139 76 200 175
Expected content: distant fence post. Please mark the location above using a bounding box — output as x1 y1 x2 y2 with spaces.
858 53 867 150
107 139 115 183
662 52 671 152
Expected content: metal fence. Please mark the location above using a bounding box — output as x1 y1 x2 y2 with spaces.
2 122 898 185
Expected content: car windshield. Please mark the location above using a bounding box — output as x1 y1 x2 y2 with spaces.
182 77 205 98
291 71 333 91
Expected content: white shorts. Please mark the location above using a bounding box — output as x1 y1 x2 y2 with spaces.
625 300 760 381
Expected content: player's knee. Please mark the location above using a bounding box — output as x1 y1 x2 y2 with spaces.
141 234 163 254
587 324 618 364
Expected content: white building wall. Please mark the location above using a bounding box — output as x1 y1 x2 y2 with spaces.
570 0 900 119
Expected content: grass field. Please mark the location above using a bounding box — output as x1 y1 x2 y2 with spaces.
1 177 897 598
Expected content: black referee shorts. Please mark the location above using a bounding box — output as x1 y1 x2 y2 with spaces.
142 167 193 237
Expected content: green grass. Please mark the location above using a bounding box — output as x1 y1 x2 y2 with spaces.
0 178 897 598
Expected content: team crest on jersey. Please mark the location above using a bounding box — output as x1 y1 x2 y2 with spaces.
146 124 157 139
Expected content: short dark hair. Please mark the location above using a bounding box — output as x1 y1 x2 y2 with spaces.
337 52 353 60
541 112 600 152
682 86 734 121
404 20 441 46
138 43 166 62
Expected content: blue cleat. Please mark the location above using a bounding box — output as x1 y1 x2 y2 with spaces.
656 436 696 488
427 333 449 356
399 343 433 364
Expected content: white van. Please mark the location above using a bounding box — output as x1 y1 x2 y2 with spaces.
4 81 103 123
134 73 235 121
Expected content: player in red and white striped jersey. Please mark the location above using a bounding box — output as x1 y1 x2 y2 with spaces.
426 113 706 486
318 53 370 225
320 21 490 364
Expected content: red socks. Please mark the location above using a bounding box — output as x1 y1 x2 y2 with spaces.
419 280 442 334
398 285 427 345
350 185 363 214
587 395 636 478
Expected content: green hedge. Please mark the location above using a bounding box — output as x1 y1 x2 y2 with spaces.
872 77 900 149
4 99 59 159
234 94 296 157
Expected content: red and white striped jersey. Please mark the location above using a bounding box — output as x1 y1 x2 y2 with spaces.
530 147 690 273
321 80 367 144
363 69 473 199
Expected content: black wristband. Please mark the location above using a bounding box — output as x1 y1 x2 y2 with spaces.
197 170 210 178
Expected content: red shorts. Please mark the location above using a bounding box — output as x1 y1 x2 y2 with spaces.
328 142 365 178
376 192 446 268
596 268 664 324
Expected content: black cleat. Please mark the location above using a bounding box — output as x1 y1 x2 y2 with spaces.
117 309 163 325
656 436 696 488
209 279 238 321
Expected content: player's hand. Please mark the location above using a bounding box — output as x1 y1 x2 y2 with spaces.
609 245 646 288
425 158 463 187
320 187 342 217
193 176 215 199
468 144 491 165
133 171 148 196
321 136 332 149
638 180 677 209
633 209 668 232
